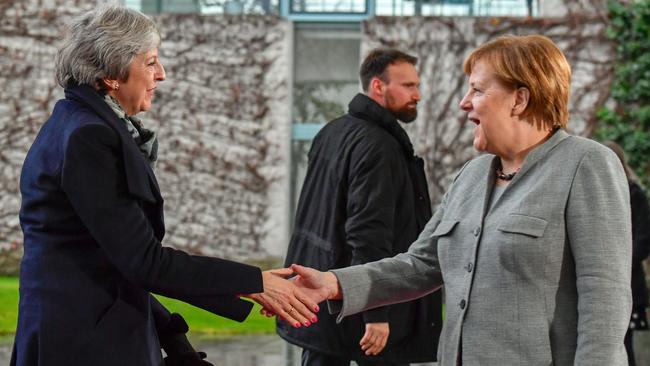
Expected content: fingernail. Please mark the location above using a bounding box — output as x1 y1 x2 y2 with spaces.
294 323 301 328
304 321 311 326
311 316 318 323
314 305 320 312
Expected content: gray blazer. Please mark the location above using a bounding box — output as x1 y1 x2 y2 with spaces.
331 130 632 365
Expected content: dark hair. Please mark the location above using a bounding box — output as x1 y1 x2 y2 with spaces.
360 48 417 92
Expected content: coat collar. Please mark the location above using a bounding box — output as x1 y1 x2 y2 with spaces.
348 93 415 158
64 85 161 203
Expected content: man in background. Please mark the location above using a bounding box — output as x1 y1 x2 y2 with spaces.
277 48 442 366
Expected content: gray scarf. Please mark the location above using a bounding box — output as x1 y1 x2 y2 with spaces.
103 95 158 168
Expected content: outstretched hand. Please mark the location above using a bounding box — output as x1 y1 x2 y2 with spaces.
290 264 340 302
244 268 319 328
259 264 341 318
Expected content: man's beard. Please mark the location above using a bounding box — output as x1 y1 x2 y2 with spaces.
385 93 418 123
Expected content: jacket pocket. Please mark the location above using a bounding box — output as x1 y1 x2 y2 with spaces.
430 220 460 274
72 298 149 365
497 214 548 238
430 220 459 238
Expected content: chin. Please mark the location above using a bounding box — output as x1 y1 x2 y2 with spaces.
473 141 487 152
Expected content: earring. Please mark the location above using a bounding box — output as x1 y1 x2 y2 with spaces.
113 83 119 91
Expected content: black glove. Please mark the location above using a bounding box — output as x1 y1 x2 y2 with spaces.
160 313 214 366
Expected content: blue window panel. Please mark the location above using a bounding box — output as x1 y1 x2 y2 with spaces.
281 0 374 21
292 123 324 140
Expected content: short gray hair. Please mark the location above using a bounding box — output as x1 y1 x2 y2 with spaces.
55 6 160 90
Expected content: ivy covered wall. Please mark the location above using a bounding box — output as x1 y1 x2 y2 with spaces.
0 1 291 261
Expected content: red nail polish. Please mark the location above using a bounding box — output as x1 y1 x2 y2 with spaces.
304 321 311 326
314 305 320 312
312 316 318 323
294 323 301 328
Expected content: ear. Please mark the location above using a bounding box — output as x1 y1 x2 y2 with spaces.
102 78 119 91
512 87 530 116
368 76 386 98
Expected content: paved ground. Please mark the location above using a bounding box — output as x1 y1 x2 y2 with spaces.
1 332 648 365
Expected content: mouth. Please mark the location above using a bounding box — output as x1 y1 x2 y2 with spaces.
468 117 480 125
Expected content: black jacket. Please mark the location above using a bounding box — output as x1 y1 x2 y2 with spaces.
277 94 442 362
630 182 650 308
13 85 263 366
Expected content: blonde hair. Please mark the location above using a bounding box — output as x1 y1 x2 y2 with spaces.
463 35 571 130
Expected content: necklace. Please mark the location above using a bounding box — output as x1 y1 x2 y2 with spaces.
496 166 519 181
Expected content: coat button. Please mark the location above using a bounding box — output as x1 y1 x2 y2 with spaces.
459 299 466 309
473 226 481 237
467 262 473 273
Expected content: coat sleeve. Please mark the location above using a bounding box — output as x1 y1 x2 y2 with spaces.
61 123 262 319
565 147 632 365
345 142 400 323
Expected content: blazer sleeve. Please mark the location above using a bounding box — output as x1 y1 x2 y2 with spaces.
61 123 263 319
345 141 400 323
330 187 449 322
329 161 473 321
565 148 632 365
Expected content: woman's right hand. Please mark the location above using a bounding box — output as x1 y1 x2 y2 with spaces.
258 264 341 318
244 268 320 328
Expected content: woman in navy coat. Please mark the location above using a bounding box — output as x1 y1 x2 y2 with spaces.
11 6 317 366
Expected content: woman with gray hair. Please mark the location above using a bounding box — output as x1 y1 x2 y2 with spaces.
12 6 318 366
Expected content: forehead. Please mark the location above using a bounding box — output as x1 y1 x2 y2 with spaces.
386 61 418 80
136 48 159 60
468 60 496 85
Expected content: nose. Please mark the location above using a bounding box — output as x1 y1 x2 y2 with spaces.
459 91 471 112
156 61 166 81
413 89 421 102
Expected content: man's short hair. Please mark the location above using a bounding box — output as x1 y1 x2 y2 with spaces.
360 48 418 92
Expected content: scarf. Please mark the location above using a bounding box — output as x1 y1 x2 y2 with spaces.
103 94 158 168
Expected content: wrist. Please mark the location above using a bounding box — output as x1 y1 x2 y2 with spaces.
325 271 342 300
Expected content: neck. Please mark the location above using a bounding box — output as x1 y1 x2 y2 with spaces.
365 92 386 109
498 122 553 172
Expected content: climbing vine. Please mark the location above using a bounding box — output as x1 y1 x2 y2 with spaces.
596 0 650 186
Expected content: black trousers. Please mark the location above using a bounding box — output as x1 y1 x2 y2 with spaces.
301 348 408 366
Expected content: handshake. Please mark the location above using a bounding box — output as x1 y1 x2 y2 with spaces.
243 264 341 327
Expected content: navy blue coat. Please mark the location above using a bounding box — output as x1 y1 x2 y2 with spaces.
12 85 263 366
